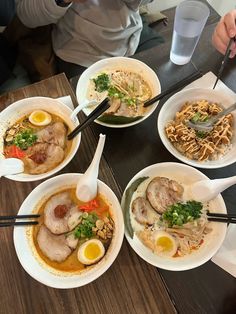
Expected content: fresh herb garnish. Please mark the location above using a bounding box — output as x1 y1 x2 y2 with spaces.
190 112 209 124
13 129 37 150
93 73 110 92
196 130 207 138
74 213 98 239
161 200 203 227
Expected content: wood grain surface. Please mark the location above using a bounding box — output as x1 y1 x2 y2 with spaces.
0 74 176 314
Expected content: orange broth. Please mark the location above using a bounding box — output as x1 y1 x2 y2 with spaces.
33 188 112 273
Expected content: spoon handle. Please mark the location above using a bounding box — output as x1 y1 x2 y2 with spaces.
210 102 236 123
210 175 236 194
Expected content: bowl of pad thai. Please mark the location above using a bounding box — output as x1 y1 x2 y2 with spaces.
76 57 161 128
121 162 227 271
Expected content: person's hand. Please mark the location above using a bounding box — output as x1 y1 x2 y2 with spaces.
212 10 236 58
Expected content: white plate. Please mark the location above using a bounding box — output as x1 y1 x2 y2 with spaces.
121 162 227 271
0 97 81 181
14 173 124 288
76 57 161 128
158 88 236 169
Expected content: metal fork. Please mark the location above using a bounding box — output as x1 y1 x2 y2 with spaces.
186 102 236 132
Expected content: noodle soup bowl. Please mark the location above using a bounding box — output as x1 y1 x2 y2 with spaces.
76 57 161 128
14 173 124 288
158 88 236 169
0 96 81 181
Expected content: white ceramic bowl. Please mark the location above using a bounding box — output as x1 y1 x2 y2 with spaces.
76 57 161 128
0 97 81 181
14 173 124 288
158 88 236 169
121 162 227 271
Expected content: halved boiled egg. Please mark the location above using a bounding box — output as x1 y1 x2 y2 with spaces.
153 231 177 257
29 110 52 126
77 239 105 265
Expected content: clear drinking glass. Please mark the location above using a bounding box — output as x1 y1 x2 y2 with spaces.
170 0 210 65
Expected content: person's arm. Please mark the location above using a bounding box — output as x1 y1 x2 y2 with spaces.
15 0 72 28
212 10 236 58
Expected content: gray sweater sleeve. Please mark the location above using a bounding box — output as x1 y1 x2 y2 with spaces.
16 0 71 28
123 0 153 11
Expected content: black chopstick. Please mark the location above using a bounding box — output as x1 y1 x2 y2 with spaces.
0 221 38 227
0 214 40 220
0 214 40 227
67 97 110 140
213 37 235 89
207 212 236 219
207 217 236 224
144 71 203 107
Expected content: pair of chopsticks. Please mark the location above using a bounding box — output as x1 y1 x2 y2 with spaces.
144 70 203 107
0 214 40 227
67 97 110 140
207 211 236 224
213 37 235 89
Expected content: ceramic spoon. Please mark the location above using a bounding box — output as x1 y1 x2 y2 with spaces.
70 99 98 122
188 175 236 202
0 158 24 178
76 133 106 202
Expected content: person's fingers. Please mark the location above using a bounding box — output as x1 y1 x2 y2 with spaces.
223 10 236 38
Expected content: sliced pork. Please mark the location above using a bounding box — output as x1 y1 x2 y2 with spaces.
23 143 65 174
132 197 159 225
37 225 77 262
37 122 67 148
146 177 183 214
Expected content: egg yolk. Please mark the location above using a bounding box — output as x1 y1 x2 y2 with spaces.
156 236 173 252
84 243 101 260
32 112 47 123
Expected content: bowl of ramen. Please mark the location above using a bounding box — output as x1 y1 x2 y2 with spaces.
14 173 124 288
76 57 161 128
0 97 81 181
121 162 227 271
158 88 236 169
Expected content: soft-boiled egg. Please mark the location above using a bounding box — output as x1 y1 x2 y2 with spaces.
77 239 105 265
29 110 52 126
153 231 177 257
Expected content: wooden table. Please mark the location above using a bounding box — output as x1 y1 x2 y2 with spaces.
0 73 176 314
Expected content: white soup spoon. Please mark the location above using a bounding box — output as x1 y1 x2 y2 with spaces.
76 133 106 202
0 158 24 178
189 175 236 202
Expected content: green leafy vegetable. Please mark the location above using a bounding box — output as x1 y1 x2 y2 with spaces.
196 130 207 138
161 200 203 227
93 73 110 92
13 129 37 150
190 112 209 124
123 177 149 238
74 213 98 239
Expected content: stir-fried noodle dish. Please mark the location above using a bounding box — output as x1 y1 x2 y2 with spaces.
165 100 233 161
130 176 212 258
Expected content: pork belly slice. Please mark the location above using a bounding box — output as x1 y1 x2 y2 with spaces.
132 197 159 225
23 142 65 174
44 192 82 235
146 177 184 214
37 225 78 263
37 122 67 148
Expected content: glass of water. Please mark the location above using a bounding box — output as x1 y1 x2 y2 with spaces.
170 0 210 65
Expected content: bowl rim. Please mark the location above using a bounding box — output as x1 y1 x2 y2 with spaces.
13 173 124 288
76 56 161 128
121 162 227 271
0 96 81 182
157 87 236 169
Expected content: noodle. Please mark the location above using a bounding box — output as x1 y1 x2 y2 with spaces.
165 100 233 161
